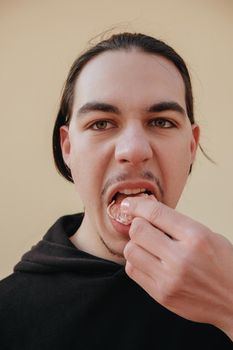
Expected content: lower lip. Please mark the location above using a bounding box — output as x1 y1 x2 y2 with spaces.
110 217 131 236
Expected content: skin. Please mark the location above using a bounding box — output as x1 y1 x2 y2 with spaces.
123 197 233 340
60 49 233 340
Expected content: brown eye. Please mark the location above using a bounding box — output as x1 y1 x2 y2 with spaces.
150 118 175 128
93 120 109 129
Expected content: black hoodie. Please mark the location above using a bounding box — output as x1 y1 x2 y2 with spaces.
0 214 231 349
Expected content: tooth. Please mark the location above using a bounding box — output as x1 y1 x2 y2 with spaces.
120 188 146 195
131 189 140 194
139 192 149 197
121 189 133 195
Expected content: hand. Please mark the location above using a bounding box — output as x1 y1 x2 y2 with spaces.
123 197 233 340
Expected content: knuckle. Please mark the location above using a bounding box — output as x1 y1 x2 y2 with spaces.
148 202 163 223
159 283 176 306
158 275 183 306
125 261 134 277
186 227 209 253
124 241 137 261
130 217 145 240
159 292 173 307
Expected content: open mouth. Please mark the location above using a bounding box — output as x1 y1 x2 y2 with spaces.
107 188 154 225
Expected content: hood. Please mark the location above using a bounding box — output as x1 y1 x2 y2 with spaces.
14 213 122 276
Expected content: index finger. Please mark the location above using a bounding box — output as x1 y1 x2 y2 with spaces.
121 197 207 241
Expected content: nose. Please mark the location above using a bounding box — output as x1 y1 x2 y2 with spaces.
115 125 153 165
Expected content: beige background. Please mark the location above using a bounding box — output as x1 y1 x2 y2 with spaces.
0 0 233 279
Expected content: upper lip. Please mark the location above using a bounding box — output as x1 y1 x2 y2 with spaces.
106 181 159 205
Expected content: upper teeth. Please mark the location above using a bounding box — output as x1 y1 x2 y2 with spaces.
119 188 147 195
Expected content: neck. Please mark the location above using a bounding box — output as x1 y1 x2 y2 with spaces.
69 214 126 265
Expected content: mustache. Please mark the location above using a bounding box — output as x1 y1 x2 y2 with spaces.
101 170 164 199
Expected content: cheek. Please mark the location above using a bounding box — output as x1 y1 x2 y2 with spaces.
158 138 193 206
158 135 192 171
68 139 111 202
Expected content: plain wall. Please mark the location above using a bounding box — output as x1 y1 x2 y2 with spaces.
1 0 233 279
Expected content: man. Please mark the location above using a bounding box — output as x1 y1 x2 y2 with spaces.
0 33 232 349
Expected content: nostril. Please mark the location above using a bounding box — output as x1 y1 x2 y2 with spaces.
115 134 153 164
119 158 131 163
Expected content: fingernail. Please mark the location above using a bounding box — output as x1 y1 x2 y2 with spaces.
120 199 131 213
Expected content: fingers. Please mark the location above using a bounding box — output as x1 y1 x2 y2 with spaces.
129 217 174 261
124 249 167 306
122 197 208 241
124 241 163 282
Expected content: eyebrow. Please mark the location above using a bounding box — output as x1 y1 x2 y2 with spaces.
77 102 120 116
77 101 186 117
146 102 186 116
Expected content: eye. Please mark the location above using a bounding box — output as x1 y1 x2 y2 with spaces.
149 118 175 129
91 120 113 130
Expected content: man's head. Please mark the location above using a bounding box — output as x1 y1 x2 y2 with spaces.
53 33 199 261
53 33 196 182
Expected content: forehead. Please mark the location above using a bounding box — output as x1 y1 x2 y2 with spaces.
73 49 186 111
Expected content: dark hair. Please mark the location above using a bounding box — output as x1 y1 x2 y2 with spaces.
53 32 195 182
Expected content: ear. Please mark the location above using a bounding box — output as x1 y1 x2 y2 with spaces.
190 124 200 163
60 125 71 168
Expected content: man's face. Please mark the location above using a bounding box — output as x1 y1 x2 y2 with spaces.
60 50 199 260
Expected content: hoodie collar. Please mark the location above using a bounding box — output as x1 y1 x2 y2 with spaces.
14 213 123 275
